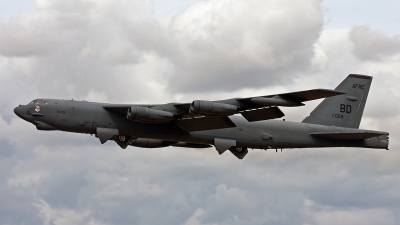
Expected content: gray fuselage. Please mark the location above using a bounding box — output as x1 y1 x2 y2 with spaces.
14 99 389 151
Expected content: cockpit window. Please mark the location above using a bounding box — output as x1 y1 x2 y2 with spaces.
28 99 48 105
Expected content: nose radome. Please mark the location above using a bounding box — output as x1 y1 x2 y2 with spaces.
14 106 23 118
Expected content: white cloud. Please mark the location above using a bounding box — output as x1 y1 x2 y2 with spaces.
350 25 400 61
94 176 166 199
182 208 218 225
302 199 395 225
165 0 324 93
1 0 400 225
35 199 108 225
84 89 109 102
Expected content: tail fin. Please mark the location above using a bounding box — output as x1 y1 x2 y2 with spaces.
302 74 372 128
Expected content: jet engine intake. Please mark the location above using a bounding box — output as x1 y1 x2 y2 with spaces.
130 138 176 148
127 106 174 123
189 100 237 116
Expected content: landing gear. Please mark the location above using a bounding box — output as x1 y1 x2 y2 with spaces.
114 135 133 149
229 146 248 159
118 135 127 142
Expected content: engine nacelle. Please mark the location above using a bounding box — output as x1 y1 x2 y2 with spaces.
189 100 237 116
130 138 176 148
127 106 174 123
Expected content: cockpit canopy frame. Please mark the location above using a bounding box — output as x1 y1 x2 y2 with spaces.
28 99 48 105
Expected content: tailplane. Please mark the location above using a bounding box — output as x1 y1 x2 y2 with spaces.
302 74 372 128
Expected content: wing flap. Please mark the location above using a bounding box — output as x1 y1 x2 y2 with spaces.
240 107 284 122
310 132 385 140
175 116 236 132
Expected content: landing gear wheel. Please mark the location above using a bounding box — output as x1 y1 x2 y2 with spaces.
229 146 248 159
118 135 126 142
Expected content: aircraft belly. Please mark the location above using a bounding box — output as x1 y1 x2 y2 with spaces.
189 118 317 149
50 103 387 150
101 112 370 150
117 119 192 142
13 74 390 158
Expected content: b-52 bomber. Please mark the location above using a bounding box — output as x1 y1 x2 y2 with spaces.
14 74 389 159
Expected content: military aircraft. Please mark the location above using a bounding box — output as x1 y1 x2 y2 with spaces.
14 74 389 159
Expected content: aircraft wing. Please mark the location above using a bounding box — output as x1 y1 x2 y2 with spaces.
102 88 343 130
174 88 343 122
103 103 238 131
237 89 345 106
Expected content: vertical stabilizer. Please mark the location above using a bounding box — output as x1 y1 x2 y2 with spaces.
302 74 372 128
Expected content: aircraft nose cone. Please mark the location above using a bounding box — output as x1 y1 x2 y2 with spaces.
14 105 34 123
14 106 20 117
14 106 25 118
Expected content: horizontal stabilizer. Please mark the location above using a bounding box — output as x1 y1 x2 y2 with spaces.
310 132 386 140
240 107 284 122
175 116 236 132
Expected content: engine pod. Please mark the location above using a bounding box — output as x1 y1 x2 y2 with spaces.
189 100 237 116
127 106 174 123
130 138 176 148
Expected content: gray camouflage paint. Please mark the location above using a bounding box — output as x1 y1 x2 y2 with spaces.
13 75 389 159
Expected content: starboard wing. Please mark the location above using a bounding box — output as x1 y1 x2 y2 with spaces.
102 89 344 125
238 89 345 106
174 89 343 122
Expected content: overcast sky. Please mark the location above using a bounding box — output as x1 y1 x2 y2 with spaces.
1 0 400 224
